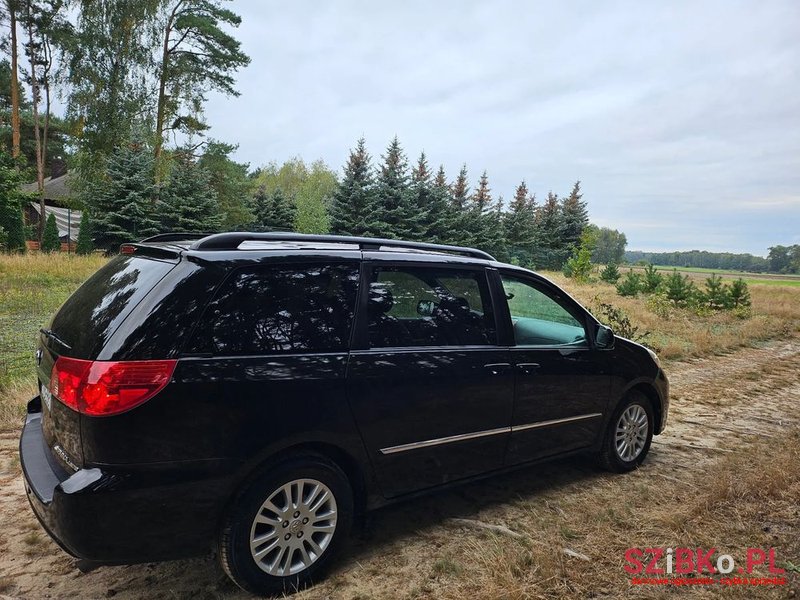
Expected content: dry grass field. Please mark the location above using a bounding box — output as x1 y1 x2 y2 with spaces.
0 253 798 599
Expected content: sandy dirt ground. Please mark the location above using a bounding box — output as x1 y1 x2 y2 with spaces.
0 340 798 599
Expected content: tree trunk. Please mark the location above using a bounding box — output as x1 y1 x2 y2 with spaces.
8 0 20 160
24 1 45 242
154 1 181 176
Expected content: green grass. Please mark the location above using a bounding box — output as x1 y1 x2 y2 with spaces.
0 254 107 393
743 278 800 287
647 264 800 280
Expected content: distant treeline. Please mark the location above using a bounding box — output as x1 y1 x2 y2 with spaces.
624 250 769 272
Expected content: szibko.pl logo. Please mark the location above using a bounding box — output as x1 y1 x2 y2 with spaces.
625 547 787 587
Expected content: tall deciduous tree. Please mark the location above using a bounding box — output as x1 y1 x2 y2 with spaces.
329 138 377 236
153 0 250 164
592 226 627 265
294 160 335 234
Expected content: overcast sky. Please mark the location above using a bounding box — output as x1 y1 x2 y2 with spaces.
203 1 800 255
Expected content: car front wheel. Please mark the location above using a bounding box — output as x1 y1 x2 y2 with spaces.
218 455 353 595
598 391 654 472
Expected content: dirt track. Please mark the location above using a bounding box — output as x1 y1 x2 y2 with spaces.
0 340 798 599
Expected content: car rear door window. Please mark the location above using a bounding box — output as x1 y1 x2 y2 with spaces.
368 266 496 348
202 263 359 355
501 274 587 347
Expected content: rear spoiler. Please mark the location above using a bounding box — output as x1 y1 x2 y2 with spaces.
119 243 183 260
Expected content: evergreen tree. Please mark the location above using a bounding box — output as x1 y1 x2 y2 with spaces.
561 180 589 251
0 150 27 252
76 209 93 254
600 262 621 284
251 186 295 231
41 212 60 252
92 140 161 250
407 151 432 241
373 136 414 239
329 138 377 236
448 164 471 246
504 180 538 266
465 171 505 257
159 151 222 233
425 164 454 245
532 191 565 269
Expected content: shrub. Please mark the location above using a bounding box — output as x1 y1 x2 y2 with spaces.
76 210 94 255
563 245 593 282
600 262 621 284
41 213 61 253
593 299 651 346
641 263 663 294
727 278 752 310
702 273 729 310
645 293 673 318
616 270 642 296
664 269 696 307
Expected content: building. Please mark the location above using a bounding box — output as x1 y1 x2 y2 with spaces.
22 173 82 249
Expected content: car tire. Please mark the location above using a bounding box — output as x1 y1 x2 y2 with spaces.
218 454 353 596
598 391 654 473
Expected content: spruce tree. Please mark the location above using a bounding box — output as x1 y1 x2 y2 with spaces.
92 141 161 250
329 138 377 236
159 152 222 233
42 213 60 252
252 186 296 231
76 209 94 254
448 164 471 246
0 150 27 252
409 152 433 241
504 180 538 266
561 180 589 251
466 171 505 257
373 136 414 239
532 191 565 269
426 165 454 245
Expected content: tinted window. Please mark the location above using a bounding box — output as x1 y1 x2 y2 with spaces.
368 267 495 348
50 255 175 358
501 275 587 347
204 264 359 355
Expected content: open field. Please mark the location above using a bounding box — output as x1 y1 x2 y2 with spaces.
0 253 798 598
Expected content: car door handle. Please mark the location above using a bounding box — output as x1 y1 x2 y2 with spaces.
483 362 512 375
517 362 541 375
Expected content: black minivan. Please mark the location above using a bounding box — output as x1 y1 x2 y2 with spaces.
20 232 668 595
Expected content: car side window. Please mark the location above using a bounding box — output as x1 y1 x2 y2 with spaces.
200 263 359 355
368 266 496 348
501 274 587 347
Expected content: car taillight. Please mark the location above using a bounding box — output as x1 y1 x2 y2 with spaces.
50 357 176 416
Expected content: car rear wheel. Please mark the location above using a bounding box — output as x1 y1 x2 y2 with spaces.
218 455 353 595
598 391 654 472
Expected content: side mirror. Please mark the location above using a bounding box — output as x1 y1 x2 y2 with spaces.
417 300 435 317
596 324 615 349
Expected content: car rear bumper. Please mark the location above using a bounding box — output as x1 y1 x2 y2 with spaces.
20 399 235 564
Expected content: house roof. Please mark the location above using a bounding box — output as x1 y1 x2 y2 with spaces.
22 172 73 201
29 202 81 241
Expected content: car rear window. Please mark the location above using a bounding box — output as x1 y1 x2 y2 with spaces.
192 263 360 356
49 255 176 358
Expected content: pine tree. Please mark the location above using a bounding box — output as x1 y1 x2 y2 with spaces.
91 140 161 250
373 136 414 239
329 138 377 236
159 152 222 233
76 209 93 254
561 180 589 251
252 186 296 231
532 191 565 269
425 164 454 244
41 212 60 252
504 180 538 266
600 261 621 284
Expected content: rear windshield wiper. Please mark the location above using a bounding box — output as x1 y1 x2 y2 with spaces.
40 328 72 351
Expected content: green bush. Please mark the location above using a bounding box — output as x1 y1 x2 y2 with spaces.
645 293 673 318
41 213 61 253
664 269 696 307
593 299 651 346
600 262 621 284
641 263 663 293
563 245 593 282
727 278 752 310
76 210 94 255
616 270 642 296
701 273 729 310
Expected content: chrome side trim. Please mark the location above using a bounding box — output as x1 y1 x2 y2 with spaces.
512 412 603 432
378 413 604 455
379 426 511 455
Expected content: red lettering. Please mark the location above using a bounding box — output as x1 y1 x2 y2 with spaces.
675 548 694 574
645 548 664 574
747 548 766 573
624 548 644 574
768 548 785 574
695 547 716 573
